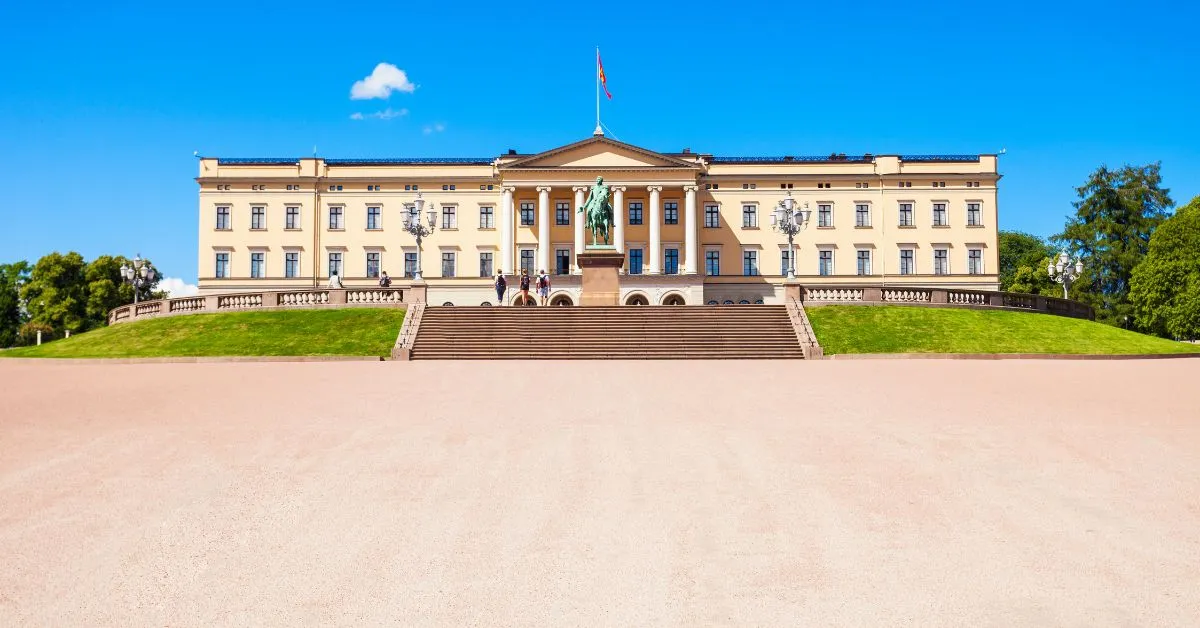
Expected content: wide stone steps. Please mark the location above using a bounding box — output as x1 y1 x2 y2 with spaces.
409 305 805 360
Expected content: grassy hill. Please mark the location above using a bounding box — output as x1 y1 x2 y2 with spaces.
805 305 1200 355
1 308 406 358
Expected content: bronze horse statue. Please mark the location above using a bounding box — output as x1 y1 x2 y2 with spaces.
578 176 614 246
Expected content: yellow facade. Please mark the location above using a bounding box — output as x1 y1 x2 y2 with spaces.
196 134 1000 305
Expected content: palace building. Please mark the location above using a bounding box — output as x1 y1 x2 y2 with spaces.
196 133 1001 306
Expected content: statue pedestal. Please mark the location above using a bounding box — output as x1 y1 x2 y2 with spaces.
577 248 625 306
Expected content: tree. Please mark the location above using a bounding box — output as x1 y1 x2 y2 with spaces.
1008 256 1061 297
1056 163 1173 327
84 255 138 328
20 252 89 336
1130 196 1200 340
0 261 31 348
998 231 1054 291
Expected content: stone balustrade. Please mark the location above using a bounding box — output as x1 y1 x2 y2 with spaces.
107 286 422 325
795 284 1095 321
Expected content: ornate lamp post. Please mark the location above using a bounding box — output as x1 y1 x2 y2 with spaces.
770 191 812 280
1047 250 1083 299
119 254 157 304
402 193 438 281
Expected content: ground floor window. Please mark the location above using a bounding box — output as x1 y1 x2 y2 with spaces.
404 252 417 278
285 252 299 278
705 250 720 276
479 252 493 278
856 250 871 276
968 249 983 274
366 252 381 278
743 250 758 276
819 250 833 276
780 249 792 276
251 252 264 278
328 252 342 278
441 252 456 278
665 248 679 274
555 249 570 275
520 250 535 275
900 250 914 275
215 252 229 278
934 249 949 275
628 248 643 274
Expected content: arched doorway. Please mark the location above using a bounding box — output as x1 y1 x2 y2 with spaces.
442 302 455 306
480 301 492 306
624 293 650 306
661 293 686 306
512 294 537 306
549 294 574 306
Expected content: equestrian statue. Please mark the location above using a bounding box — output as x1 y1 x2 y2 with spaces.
578 176 614 246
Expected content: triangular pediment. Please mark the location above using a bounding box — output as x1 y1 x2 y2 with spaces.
501 136 699 170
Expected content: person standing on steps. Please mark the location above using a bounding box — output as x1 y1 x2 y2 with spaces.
536 269 551 306
519 269 532 306
494 270 506 306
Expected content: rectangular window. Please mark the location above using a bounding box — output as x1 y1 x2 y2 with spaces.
819 250 833 276
781 249 792 276
286 206 300 229
967 203 982 226
856 250 871 275
900 249 914 275
705 250 720 276
441 252 456 278
664 201 678 225
404 252 417 278
250 252 264 278
628 202 643 225
329 206 344 230
555 202 570 226
934 249 949 275
743 250 759 276
520 249 535 275
933 203 948 226
968 249 983 274
250 206 265 230
285 252 299 278
818 204 832 227
328 252 342 277
215 253 229 278
628 248 644 274
898 203 913 227
556 249 570 275
216 206 230 230
704 204 720 228
441 205 457 229
479 252 493 278
855 204 870 227
479 206 494 229
366 252 381 278
664 248 679 274
367 206 381 230
742 204 758 228
520 202 535 226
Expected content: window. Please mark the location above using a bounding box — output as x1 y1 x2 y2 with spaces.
780 183 794 190
898 203 913 227
967 181 981 188
705 250 720 276
441 184 457 191
327 185 343 191
742 183 757 190
932 181 946 188
855 204 871 227
819 250 833 276
818 204 833 227
855 182 870 189
366 252 381 278
286 206 300 229
404 252 417 278
215 253 229 278
664 248 679 274
628 202 643 225
555 202 570 226
967 202 982 226
441 252 456 278
520 202 534 226
742 204 757 228
480 184 495 191
479 252 494 277
251 252 264 278
329 206 344 229
704 183 719 190
704 204 720 228
900 250 914 275
216 206 230 230
556 249 570 275
367 185 380 191
367 206 381 230
285 252 299 278
932 203 948 226
968 249 983 274
520 249 535 275
781 249 793 276
817 182 831 189
934 249 949 275
441 205 457 229
628 248 643 274
328 252 342 277
479 206 494 229
403 184 420 191
898 181 912 188
856 250 871 275
664 201 678 225
743 250 759 276
250 206 265 230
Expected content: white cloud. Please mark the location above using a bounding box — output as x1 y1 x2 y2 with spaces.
423 122 446 135
158 277 199 298
351 63 416 100
349 112 364 120
350 107 408 121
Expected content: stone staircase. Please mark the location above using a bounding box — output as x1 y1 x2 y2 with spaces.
408 305 807 359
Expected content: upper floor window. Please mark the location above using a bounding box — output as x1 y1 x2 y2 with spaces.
520 202 534 226
968 249 983 274
934 249 949 275
705 250 720 276
251 206 265 230
855 204 870 227
367 206 381 230
441 205 457 229
856 249 871 275
932 203 948 226
328 185 343 191
403 184 419 191
664 201 678 225
817 182 832 189
367 184 381 191
742 183 757 190
897 181 912 188
854 182 869 189
899 249 914 275
215 253 229 278
704 204 720 228
742 204 757 228
628 202 644 225
215 206 231 230
479 206 495 229
742 250 759 276
286 206 300 229
932 181 946 188
967 202 982 226
898 203 914 227
555 201 570 226
818 250 833 276
441 184 457 191
329 206 344 230
817 203 832 227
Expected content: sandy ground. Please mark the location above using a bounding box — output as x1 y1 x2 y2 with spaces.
1 359 1198 626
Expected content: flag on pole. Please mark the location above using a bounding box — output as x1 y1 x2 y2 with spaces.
598 53 612 100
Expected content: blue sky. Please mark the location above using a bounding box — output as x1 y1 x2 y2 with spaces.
1 0 1197 286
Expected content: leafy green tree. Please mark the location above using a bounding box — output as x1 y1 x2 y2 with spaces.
1130 196 1200 339
0 261 31 348
998 231 1054 291
1056 163 1173 327
84 255 138 328
20 252 89 335
1008 256 1061 297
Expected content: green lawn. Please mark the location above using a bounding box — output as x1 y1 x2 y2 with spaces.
806 305 1200 355
2 308 407 358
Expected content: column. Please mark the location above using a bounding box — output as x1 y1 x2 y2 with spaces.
648 185 662 274
536 186 551 273
683 185 698 274
501 186 515 275
612 186 626 255
573 186 586 273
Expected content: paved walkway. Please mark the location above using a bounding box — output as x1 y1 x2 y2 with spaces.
2 359 1198 626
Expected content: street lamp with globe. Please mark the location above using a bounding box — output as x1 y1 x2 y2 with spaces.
403 193 438 281
770 191 812 280
1047 250 1083 299
120 254 157 304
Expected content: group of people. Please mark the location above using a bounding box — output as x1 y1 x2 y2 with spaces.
494 269 551 306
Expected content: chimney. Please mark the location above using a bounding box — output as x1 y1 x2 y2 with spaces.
682 147 691 154
507 149 517 155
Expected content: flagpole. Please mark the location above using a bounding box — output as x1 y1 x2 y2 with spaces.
595 47 601 135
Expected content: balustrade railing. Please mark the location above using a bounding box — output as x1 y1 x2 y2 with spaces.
948 290 988 305
107 287 412 325
279 291 329 306
218 294 263 309
882 289 931 303
806 288 864 302
347 289 404 304
800 285 1094 321
169 297 205 313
